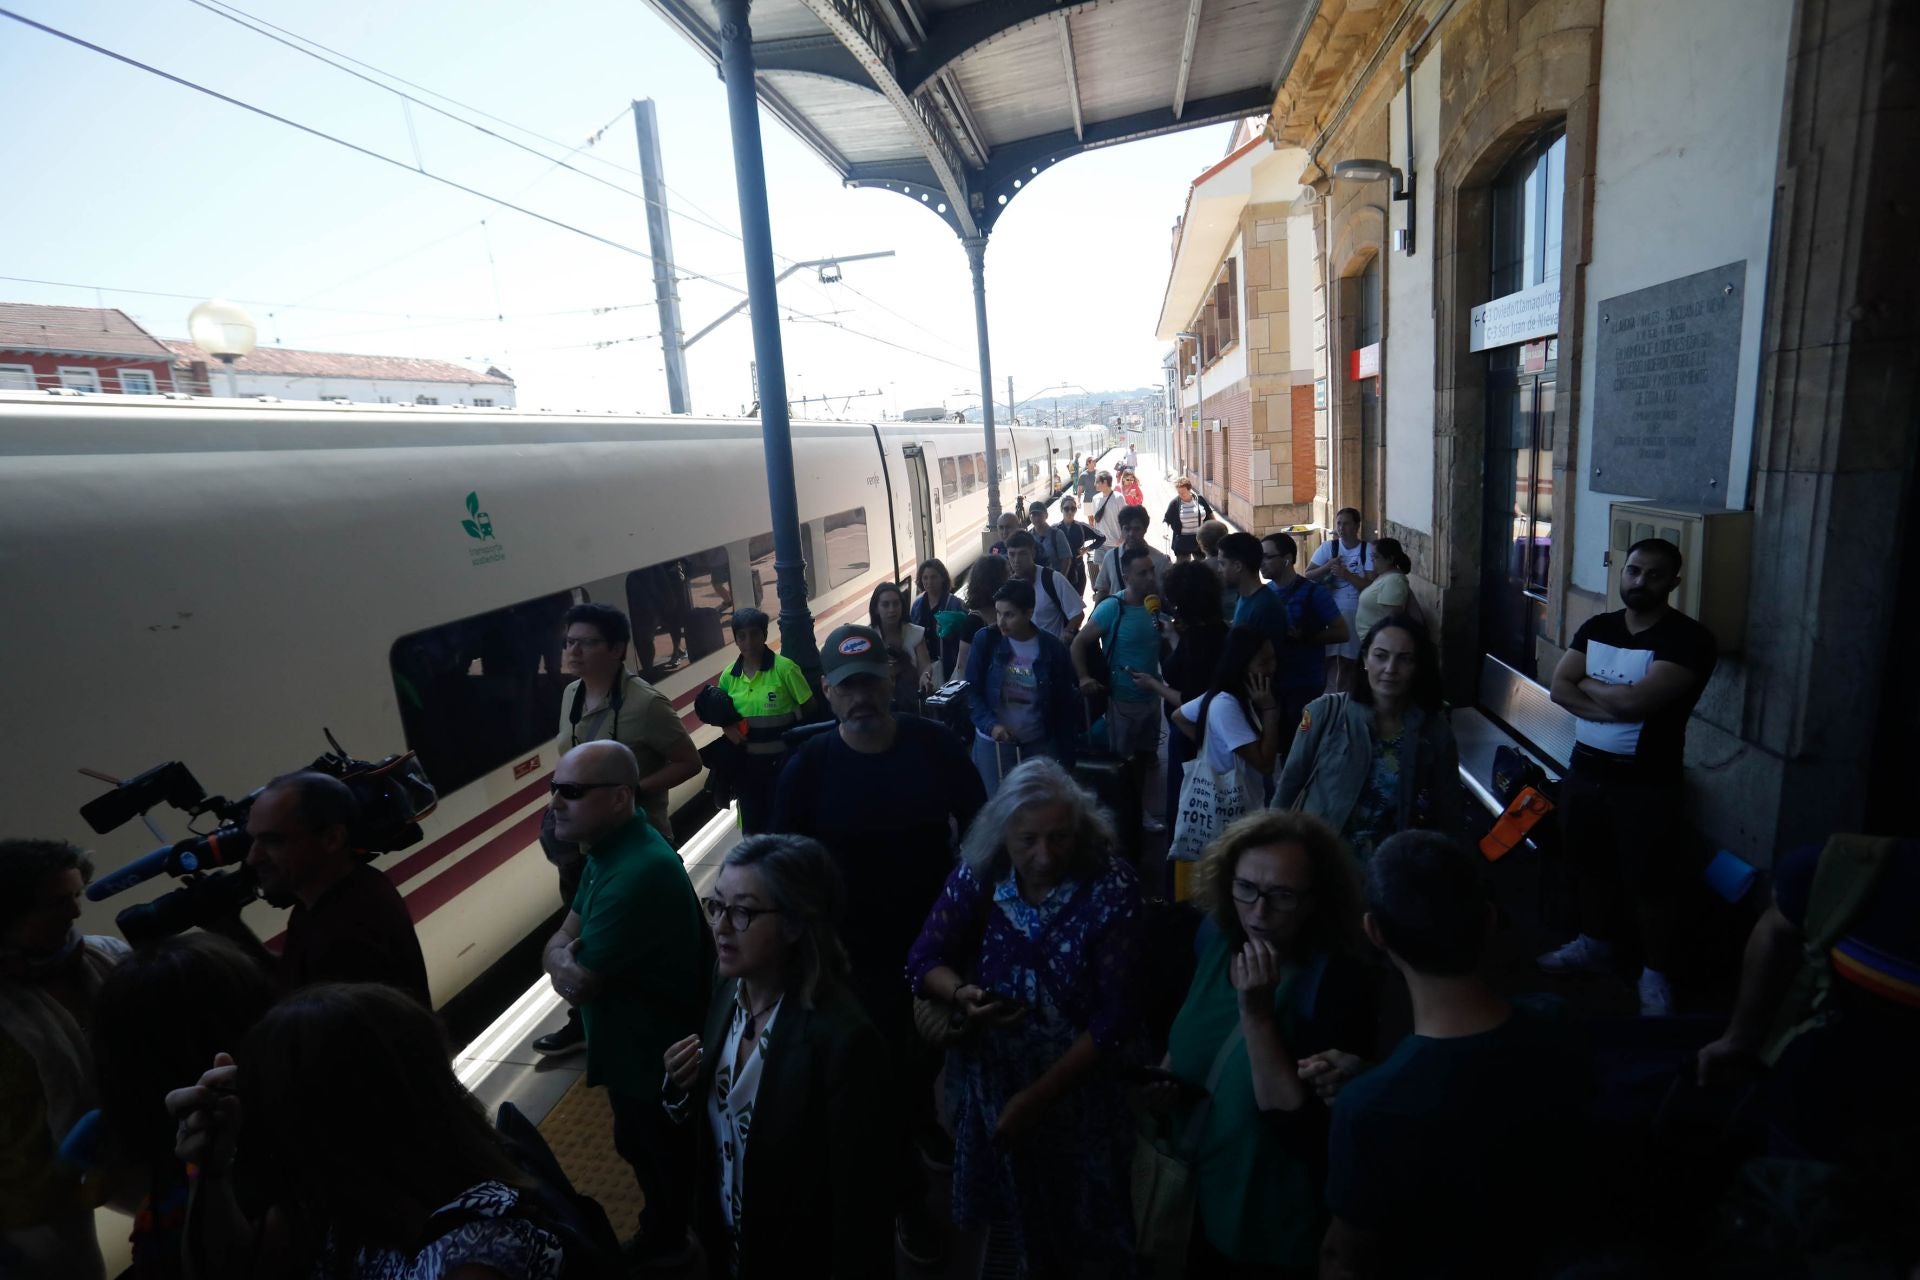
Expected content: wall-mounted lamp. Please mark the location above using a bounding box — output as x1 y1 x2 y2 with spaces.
1332 158 1415 254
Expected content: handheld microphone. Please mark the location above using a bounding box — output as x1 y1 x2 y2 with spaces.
1143 594 1162 614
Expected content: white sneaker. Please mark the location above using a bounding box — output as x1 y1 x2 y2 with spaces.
1535 934 1614 975
1638 968 1675 1017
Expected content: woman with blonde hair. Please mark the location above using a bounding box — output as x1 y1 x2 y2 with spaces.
1148 809 1377 1275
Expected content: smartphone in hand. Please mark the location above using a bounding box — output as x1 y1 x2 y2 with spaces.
1120 1064 1211 1100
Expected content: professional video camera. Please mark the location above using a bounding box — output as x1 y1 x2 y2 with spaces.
78 731 436 947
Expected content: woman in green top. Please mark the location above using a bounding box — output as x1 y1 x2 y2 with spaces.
1155 809 1376 1275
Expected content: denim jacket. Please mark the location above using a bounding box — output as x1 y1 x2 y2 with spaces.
1273 693 1462 840
963 625 1080 766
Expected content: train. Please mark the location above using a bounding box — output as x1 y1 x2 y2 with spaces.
0 390 1110 1005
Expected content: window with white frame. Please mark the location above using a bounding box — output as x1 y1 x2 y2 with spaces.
473 398 493 407
415 395 439 405
119 369 157 394
0 364 33 391
58 367 102 392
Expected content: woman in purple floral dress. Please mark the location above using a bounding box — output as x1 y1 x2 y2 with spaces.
905 758 1146 1277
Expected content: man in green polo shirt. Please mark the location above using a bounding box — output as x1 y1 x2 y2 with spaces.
715 606 817 833
542 740 711 1266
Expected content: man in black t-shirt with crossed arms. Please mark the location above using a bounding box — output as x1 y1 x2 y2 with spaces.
1540 537 1718 1016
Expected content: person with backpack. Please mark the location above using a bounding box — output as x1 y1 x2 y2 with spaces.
1696 836 1920 1165
1089 471 1125 547
1140 809 1375 1274
1053 496 1106 596
1303 508 1379 693
166 982 616 1279
1091 505 1171 604
963 579 1080 795
662 834 895 1279
1025 500 1074 577
1004 531 1083 641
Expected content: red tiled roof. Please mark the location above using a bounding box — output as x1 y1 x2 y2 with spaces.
162 340 514 386
0 303 176 359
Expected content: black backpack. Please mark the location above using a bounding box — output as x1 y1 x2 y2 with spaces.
485 1102 626 1279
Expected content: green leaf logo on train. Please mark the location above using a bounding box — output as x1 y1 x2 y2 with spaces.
460 491 495 541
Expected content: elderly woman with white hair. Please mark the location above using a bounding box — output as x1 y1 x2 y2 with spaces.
905 759 1146 1277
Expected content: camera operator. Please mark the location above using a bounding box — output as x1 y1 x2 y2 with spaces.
243 772 430 1008
0 837 129 1280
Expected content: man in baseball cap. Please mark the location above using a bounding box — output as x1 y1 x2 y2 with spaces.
772 620 986 1264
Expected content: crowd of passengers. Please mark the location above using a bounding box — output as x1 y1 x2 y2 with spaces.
3 459 1915 1280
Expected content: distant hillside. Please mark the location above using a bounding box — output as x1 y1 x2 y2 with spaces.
957 387 1159 425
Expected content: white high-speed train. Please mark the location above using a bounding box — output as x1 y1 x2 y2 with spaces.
0 391 1108 1005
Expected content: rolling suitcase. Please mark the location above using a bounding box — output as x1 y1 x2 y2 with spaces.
684 606 725 658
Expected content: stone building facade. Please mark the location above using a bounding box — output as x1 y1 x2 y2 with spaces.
1158 0 1916 863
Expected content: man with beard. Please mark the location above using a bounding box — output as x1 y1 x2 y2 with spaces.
770 624 986 1265
244 771 430 1007
1541 538 1719 1016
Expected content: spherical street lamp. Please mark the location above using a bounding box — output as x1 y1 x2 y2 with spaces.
187 300 257 397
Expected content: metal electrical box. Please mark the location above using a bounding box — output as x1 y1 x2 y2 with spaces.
1605 502 1753 653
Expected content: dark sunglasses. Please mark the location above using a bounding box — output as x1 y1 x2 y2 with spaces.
549 781 624 800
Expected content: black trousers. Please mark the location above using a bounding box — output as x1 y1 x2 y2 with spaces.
733 750 787 835
1561 755 1692 973
608 1087 695 1251
849 965 933 1218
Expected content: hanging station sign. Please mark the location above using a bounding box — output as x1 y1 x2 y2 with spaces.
1349 342 1381 380
1469 279 1560 352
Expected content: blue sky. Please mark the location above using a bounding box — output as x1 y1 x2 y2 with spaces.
0 0 1233 413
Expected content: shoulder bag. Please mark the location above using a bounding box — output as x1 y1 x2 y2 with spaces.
1131 1024 1246 1277
1168 694 1257 864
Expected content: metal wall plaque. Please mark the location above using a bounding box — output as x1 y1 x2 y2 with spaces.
1591 262 1745 505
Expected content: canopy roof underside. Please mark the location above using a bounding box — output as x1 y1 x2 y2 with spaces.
642 0 1314 238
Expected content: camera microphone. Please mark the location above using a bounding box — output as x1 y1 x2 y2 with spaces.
84 825 252 902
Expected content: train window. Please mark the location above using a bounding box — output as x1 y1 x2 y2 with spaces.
625 544 733 678
940 456 958 501
822 507 869 587
389 590 574 798
959 454 978 495
750 531 780 615
997 449 1012 482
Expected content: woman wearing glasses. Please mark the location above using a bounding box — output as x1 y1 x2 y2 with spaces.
1150 809 1376 1275
661 834 894 1279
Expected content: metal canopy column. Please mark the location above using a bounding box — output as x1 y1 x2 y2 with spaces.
964 235 1001 527
716 0 820 678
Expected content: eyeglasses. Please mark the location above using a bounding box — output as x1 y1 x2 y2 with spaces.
702 897 781 932
549 781 623 800
560 635 604 650
1231 879 1310 913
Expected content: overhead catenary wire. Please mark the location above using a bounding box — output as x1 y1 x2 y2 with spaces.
0 8 749 297
183 0 753 245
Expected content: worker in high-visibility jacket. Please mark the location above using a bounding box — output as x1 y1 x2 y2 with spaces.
716 607 817 833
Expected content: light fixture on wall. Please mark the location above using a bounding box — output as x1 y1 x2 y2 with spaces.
1332 158 1415 255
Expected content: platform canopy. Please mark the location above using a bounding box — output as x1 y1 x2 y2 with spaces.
642 0 1315 238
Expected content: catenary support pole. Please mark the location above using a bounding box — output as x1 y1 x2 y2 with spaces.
964 235 1001 527
715 0 819 678
633 98 690 414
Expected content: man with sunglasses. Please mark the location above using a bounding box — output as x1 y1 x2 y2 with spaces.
541 740 712 1269
536 602 700 1060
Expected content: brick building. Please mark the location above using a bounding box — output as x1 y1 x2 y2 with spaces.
0 303 179 394
1157 0 1916 863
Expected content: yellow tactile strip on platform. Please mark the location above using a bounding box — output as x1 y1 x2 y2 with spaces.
536 1077 644 1231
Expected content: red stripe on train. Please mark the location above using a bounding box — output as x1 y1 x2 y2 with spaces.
402 806 548 923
